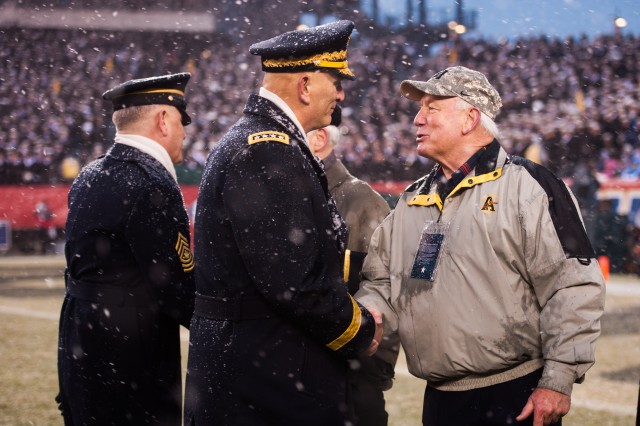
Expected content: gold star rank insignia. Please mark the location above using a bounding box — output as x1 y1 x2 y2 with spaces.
175 232 194 272
248 131 290 145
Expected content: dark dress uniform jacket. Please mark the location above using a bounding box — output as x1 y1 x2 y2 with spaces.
57 143 195 426
184 94 376 426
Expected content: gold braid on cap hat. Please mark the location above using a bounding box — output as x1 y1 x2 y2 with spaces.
263 49 349 70
124 88 185 97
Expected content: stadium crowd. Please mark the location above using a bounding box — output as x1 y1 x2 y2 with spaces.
2 27 639 182
1 25 640 270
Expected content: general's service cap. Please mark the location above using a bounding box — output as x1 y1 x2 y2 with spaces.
249 20 356 80
103 72 192 125
400 66 502 119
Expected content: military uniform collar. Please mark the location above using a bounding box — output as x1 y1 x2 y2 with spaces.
114 133 177 182
410 139 506 196
259 87 307 145
323 150 338 169
323 152 352 191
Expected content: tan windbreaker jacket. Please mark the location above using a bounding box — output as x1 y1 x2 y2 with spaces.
356 141 606 395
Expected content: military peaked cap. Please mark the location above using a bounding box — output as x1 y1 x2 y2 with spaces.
249 20 356 80
103 72 192 125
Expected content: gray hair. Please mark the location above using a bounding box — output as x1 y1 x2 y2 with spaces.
112 105 157 131
456 97 500 138
308 125 342 146
324 125 341 146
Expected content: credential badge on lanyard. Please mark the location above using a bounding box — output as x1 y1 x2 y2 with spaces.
410 220 450 281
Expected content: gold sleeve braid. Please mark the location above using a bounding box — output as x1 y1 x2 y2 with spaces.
326 294 362 351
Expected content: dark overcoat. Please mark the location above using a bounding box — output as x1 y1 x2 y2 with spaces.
184 94 375 426
57 143 195 426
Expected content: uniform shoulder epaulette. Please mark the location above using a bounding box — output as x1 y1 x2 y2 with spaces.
248 131 290 145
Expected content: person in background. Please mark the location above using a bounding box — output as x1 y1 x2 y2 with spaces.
356 66 606 426
308 106 392 287
308 105 393 425
184 21 382 426
57 73 196 426
34 200 56 254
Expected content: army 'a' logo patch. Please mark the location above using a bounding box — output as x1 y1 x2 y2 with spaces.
175 232 194 272
481 195 497 212
248 131 290 145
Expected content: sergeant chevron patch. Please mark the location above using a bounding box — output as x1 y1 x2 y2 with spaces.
175 232 194 272
248 131 290 145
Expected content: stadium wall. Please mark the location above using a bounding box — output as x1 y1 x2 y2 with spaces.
0 2 215 32
1 180 639 230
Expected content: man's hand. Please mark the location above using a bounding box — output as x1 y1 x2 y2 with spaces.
364 307 383 356
516 387 571 425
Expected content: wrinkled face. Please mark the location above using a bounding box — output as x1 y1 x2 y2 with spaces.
165 106 186 164
413 94 466 161
310 71 345 131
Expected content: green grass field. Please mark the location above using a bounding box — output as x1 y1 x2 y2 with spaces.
0 256 638 425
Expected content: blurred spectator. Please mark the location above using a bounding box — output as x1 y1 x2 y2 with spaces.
592 199 629 274
2 27 639 187
34 200 56 254
3 21 640 269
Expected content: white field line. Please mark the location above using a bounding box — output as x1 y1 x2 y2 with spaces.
606 281 640 297
393 367 637 416
1 305 637 416
0 305 58 320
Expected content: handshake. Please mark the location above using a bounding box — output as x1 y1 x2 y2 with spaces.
364 307 383 356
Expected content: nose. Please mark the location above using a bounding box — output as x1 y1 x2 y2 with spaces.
336 86 345 102
414 108 426 127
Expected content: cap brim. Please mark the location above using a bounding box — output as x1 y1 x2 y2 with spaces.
180 110 192 126
400 80 455 101
336 68 355 81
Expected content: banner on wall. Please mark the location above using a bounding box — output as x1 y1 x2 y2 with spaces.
0 180 638 230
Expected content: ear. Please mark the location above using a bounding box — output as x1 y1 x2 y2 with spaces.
298 74 311 105
307 129 324 153
158 109 170 136
315 128 329 149
462 107 481 135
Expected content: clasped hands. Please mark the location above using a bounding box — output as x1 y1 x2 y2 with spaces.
364 307 383 356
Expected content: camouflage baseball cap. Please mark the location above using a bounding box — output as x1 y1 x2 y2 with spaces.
400 66 502 119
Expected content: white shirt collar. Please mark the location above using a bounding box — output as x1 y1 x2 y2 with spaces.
114 133 177 182
259 87 308 145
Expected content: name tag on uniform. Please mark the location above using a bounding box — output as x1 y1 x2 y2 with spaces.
410 221 449 281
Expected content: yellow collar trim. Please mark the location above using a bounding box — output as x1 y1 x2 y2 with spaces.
408 193 443 210
263 49 348 69
448 168 503 198
326 295 362 351
406 168 503 211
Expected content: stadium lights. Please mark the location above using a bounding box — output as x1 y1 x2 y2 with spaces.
454 24 467 34
448 20 466 35
614 17 628 29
